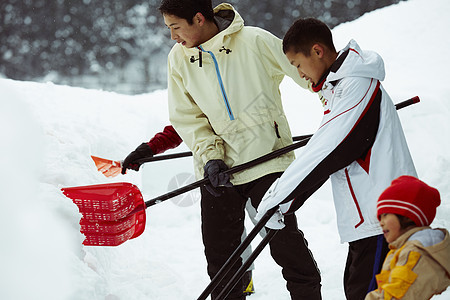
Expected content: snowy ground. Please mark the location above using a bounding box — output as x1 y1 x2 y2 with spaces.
1 0 449 299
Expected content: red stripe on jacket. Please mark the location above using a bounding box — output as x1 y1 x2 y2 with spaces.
345 168 364 228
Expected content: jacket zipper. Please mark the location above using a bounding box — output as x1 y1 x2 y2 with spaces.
274 121 281 138
198 45 235 121
344 168 364 228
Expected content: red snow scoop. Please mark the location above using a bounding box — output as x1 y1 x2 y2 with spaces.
62 182 146 246
63 97 420 247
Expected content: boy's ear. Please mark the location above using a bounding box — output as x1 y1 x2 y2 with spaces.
193 12 206 25
312 43 325 58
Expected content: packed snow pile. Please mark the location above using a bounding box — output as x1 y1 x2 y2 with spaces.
1 0 449 299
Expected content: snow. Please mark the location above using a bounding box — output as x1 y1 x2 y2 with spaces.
1 0 449 299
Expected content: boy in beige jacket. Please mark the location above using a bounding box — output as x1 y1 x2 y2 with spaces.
366 176 450 299
157 1 322 299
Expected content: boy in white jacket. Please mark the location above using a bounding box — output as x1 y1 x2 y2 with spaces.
256 18 417 300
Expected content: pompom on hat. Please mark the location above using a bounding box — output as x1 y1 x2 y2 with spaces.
377 175 441 226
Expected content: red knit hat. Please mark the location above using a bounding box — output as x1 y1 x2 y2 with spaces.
377 176 441 226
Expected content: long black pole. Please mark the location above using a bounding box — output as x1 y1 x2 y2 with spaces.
135 134 312 163
197 207 278 300
216 229 279 300
144 138 310 208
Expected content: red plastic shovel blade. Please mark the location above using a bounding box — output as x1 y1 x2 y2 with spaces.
61 182 143 221
61 182 147 246
80 202 146 246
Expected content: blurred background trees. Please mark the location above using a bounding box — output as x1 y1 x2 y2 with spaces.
0 0 405 94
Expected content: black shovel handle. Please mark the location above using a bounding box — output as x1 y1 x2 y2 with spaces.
144 137 310 208
395 95 420 110
197 207 278 300
216 228 279 300
135 134 313 164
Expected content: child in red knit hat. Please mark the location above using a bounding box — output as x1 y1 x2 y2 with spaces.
366 175 450 299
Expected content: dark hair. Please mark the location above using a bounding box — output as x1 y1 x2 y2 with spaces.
283 18 336 56
159 0 215 24
396 214 417 229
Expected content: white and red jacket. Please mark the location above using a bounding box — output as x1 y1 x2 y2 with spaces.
257 40 417 243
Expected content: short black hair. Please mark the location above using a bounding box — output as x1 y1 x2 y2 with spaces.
159 0 215 24
397 214 417 229
283 18 336 56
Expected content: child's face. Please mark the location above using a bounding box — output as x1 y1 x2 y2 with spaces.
379 213 408 243
286 47 328 85
163 14 204 48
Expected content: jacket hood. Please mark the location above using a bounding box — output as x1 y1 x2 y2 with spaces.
178 3 243 56
415 228 450 275
391 227 450 275
327 39 386 84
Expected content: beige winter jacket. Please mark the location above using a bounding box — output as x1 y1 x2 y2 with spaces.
365 226 450 300
167 3 311 184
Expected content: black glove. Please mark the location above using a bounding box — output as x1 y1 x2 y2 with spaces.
203 159 233 197
121 143 154 174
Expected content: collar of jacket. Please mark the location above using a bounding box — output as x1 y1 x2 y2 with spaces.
389 226 431 250
312 48 351 92
312 71 329 92
311 48 348 92
327 39 386 84
180 3 243 57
